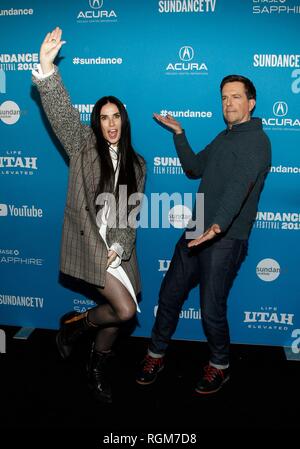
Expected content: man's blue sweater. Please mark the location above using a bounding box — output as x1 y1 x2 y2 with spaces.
174 118 271 239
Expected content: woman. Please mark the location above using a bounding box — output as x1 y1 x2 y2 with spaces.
32 27 146 403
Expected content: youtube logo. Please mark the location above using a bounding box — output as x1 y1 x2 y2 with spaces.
0 204 8 216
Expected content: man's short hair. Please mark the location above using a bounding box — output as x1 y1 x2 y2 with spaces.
220 75 256 100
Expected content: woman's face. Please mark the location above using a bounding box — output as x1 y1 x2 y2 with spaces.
100 102 122 145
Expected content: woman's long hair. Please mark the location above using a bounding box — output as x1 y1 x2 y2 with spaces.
91 96 143 202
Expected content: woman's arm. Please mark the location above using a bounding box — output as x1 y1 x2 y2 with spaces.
32 27 91 157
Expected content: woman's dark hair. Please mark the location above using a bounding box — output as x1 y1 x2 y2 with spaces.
91 96 143 202
220 74 256 100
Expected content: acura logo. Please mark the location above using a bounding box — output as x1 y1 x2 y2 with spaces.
179 46 194 62
89 0 103 9
273 101 288 117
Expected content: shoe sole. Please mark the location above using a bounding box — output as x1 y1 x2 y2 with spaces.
195 375 230 395
136 365 164 385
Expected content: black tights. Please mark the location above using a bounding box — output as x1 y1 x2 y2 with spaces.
87 272 136 352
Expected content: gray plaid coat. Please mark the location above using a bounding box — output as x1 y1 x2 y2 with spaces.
33 67 146 294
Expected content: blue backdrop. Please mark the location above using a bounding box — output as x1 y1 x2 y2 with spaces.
1 0 299 349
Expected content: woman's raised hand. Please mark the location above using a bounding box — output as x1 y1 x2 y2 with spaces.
39 26 66 74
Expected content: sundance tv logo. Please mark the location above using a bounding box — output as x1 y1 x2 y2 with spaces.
77 0 117 23
158 0 217 13
166 46 208 75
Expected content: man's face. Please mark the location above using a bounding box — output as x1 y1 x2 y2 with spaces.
100 102 122 145
221 81 256 128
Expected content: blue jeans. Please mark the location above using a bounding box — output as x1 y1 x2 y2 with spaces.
149 233 248 365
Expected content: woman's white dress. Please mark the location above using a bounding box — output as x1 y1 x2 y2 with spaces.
95 147 140 313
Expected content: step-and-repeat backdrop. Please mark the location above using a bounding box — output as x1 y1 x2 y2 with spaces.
1 0 299 348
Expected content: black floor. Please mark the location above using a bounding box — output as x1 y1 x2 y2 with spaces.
0 325 299 442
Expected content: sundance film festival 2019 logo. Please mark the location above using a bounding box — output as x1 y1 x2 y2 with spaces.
252 53 300 93
0 53 38 72
153 156 184 175
254 211 300 231
262 101 300 131
74 104 95 124
165 46 208 75
77 0 117 23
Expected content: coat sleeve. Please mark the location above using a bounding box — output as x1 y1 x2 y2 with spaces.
106 158 146 261
32 65 91 157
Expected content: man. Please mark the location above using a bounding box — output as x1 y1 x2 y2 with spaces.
136 75 271 394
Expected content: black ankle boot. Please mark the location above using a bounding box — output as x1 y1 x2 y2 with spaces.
56 311 94 359
87 345 113 404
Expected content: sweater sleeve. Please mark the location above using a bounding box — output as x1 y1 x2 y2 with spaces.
212 143 269 232
32 65 91 157
174 131 211 179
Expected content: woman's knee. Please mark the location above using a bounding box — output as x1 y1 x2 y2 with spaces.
116 301 136 322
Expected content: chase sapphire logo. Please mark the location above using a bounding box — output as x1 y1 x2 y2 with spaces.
179 46 194 62
89 0 103 8
273 101 288 117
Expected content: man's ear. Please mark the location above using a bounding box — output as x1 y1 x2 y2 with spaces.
249 99 256 113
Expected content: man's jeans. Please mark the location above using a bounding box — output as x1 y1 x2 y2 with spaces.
149 233 248 365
